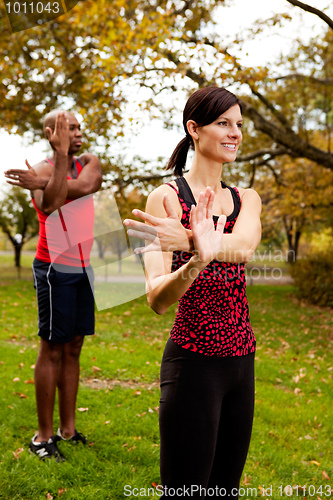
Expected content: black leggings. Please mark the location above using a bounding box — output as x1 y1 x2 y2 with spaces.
159 339 255 499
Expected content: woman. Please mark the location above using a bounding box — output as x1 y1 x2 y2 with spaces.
124 87 261 498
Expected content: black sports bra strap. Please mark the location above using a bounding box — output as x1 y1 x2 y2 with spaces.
175 177 196 206
166 177 241 221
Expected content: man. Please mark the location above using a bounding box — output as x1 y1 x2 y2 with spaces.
5 110 102 461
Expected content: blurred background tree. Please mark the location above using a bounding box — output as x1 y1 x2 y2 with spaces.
0 187 39 272
0 0 332 302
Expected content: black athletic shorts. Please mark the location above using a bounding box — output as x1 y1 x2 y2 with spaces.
32 258 95 343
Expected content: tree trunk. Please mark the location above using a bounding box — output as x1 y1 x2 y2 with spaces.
14 242 23 278
117 246 122 274
14 242 22 268
283 217 302 264
96 239 105 259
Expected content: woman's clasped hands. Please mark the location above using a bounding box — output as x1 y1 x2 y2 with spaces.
190 187 226 264
123 186 226 264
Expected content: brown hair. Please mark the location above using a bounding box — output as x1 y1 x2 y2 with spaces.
167 87 241 176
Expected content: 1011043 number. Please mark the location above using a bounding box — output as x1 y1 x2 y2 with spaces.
5 2 60 14
278 485 332 496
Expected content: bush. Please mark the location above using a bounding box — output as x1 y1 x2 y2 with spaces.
291 252 333 308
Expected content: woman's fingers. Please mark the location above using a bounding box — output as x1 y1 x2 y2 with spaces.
196 192 205 223
189 204 196 229
129 209 159 225
123 218 156 233
127 228 157 241
162 193 178 218
133 242 158 254
206 189 214 219
216 214 227 233
195 187 214 222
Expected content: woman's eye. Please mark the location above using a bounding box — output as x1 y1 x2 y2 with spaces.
237 123 243 128
218 121 228 126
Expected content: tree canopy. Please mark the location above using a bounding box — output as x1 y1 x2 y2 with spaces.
0 0 332 169
0 0 332 256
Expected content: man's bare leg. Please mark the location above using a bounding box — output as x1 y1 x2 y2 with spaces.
57 335 84 438
34 338 64 442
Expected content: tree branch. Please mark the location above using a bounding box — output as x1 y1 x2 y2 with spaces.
239 99 333 170
162 50 208 86
235 147 290 162
275 73 333 85
285 0 333 30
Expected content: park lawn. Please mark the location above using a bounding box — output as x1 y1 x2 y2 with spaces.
0 264 332 499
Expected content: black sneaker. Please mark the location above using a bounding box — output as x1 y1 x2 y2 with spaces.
29 435 65 462
56 428 87 445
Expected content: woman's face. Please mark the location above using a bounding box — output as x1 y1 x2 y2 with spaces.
193 104 243 163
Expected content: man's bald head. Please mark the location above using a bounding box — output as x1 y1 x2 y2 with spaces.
43 110 77 138
42 110 82 153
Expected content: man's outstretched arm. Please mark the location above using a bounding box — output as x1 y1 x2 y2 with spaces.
5 154 102 206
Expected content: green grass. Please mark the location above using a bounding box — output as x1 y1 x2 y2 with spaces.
0 256 332 499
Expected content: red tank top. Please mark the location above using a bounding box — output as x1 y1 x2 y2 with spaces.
168 177 256 357
33 157 94 268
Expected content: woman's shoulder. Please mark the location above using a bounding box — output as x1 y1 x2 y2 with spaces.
146 181 182 217
235 187 261 202
148 181 179 200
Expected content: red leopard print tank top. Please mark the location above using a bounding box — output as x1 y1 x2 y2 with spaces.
167 177 256 357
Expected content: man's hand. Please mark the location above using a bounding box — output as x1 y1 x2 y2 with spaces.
190 188 226 264
45 111 70 156
4 159 48 190
123 193 191 254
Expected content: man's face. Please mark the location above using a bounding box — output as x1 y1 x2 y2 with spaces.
47 112 83 154
65 112 82 155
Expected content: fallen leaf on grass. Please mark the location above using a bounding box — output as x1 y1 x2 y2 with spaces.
310 460 320 466
152 483 159 488
58 489 67 497
13 377 20 382
46 494 53 500
322 471 330 480
128 446 136 452
24 379 34 384
13 392 27 399
105 420 111 424
133 390 141 396
92 366 101 373
242 474 251 485
8 405 14 410
77 407 89 412
12 447 24 459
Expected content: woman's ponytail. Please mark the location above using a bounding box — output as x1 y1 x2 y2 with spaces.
166 135 192 177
